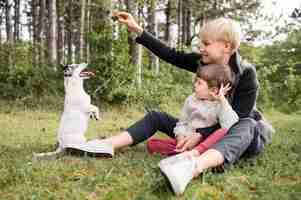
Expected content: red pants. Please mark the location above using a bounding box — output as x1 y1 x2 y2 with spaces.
146 128 228 156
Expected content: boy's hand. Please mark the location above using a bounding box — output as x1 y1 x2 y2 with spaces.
176 135 186 144
210 83 231 102
112 11 143 34
175 135 186 151
175 133 202 152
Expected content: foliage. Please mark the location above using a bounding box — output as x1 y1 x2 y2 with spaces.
87 27 135 102
0 27 193 110
0 1 300 113
255 30 301 112
187 0 261 23
1 32 300 112
0 42 63 100
238 27 301 113
110 63 193 110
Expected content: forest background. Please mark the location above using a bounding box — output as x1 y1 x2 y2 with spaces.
0 0 301 112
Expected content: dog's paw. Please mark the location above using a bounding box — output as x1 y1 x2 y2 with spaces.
90 111 100 120
94 112 100 120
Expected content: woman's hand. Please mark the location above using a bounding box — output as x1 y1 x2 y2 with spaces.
175 133 202 152
210 83 231 102
112 11 143 34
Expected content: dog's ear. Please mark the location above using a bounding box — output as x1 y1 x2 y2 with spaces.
61 63 69 72
60 63 66 70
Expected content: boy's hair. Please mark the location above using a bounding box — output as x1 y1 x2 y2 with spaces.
196 64 234 89
199 17 241 53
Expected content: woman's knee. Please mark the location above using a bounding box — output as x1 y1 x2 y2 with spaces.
237 118 257 127
144 111 162 123
215 118 258 165
229 118 257 141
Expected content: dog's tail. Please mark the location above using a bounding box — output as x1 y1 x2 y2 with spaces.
33 147 65 161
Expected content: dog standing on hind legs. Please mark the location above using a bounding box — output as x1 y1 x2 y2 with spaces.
34 63 113 159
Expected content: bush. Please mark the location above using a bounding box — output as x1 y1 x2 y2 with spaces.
0 42 63 100
105 63 193 110
257 63 301 113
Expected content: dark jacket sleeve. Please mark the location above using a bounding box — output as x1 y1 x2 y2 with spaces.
232 64 259 118
136 31 200 72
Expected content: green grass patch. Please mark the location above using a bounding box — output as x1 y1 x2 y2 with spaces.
0 106 300 200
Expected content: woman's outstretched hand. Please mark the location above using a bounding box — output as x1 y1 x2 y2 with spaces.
112 11 143 34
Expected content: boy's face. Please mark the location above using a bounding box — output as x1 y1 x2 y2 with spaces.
199 39 230 64
194 77 216 100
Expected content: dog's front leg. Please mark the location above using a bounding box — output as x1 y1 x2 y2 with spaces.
88 104 100 120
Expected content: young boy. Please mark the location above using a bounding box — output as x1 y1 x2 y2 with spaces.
147 63 239 156
105 12 275 196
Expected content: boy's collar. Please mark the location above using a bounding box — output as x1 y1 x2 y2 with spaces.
229 51 242 75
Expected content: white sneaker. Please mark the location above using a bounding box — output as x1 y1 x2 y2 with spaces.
159 154 196 195
66 139 114 157
159 152 189 166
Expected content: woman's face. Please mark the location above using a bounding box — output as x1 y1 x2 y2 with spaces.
199 39 228 64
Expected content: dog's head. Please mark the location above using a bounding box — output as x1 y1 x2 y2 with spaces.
63 63 94 79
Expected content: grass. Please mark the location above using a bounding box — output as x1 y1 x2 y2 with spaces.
0 104 300 200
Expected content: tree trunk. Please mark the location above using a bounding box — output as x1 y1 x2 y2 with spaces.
57 0 65 65
125 0 142 87
165 0 171 42
181 2 186 46
67 0 73 63
86 0 91 63
185 8 191 46
79 0 86 62
32 0 39 67
14 0 21 41
0 8 3 43
5 0 13 43
181 2 191 46
136 45 142 87
38 0 46 65
147 0 159 74
48 0 57 67
177 0 182 48
165 0 177 48
5 0 13 67
126 0 140 65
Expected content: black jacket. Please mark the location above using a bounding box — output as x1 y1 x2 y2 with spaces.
136 31 259 119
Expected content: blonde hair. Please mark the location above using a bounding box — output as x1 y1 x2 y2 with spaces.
199 18 242 53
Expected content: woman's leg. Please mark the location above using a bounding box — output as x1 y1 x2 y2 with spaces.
102 131 134 149
103 111 178 150
193 118 258 176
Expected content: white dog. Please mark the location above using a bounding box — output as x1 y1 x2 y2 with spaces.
34 63 113 159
